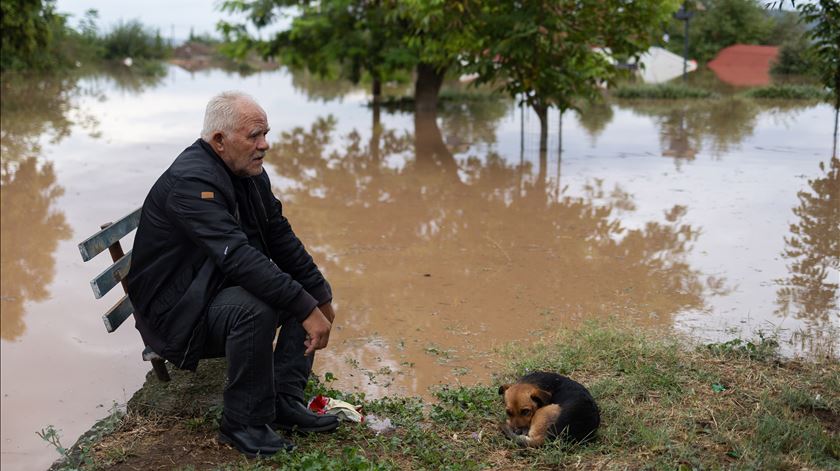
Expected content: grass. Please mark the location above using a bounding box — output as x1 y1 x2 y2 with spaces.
50 322 839 470
612 83 718 100
739 84 831 101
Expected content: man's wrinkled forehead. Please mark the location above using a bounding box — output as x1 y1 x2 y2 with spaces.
234 99 269 130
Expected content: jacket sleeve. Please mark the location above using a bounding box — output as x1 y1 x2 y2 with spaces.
166 173 318 322
260 177 332 305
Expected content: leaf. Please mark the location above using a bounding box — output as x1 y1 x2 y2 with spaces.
711 383 726 393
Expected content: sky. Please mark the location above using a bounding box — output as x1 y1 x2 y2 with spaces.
54 0 285 42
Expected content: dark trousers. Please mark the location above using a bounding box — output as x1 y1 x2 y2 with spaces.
202 287 313 425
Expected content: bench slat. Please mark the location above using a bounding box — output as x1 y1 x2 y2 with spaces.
102 295 134 333
78 207 142 262
89 250 132 299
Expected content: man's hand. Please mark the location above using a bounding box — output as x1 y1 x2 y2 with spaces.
319 302 336 323
301 307 331 356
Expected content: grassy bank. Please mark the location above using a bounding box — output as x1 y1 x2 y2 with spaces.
611 84 718 100
47 323 839 470
612 83 832 103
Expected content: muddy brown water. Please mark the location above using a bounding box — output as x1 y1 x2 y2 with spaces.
1 66 838 470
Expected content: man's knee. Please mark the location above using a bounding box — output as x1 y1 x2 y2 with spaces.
212 287 278 329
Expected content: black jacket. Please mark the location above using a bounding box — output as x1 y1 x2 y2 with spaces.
126 139 331 370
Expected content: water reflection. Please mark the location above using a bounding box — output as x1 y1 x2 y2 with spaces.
619 98 760 164
265 116 726 395
776 157 840 325
619 98 827 166
0 158 71 340
289 67 362 102
81 64 167 94
574 103 614 145
1 74 78 159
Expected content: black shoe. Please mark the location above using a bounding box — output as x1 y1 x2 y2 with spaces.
272 394 340 433
218 415 295 458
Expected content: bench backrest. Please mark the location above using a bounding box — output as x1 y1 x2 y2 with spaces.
78 207 142 333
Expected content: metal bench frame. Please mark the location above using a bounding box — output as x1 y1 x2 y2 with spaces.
78 207 170 381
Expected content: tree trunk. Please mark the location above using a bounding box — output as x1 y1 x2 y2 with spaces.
556 110 563 200
415 62 446 114
533 103 549 191
371 99 382 167
372 74 382 106
833 106 838 159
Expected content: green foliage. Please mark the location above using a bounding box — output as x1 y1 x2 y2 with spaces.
772 35 820 77
220 0 414 96
740 84 830 100
704 333 780 361
613 83 716 99
38 404 125 470
1 1 170 73
0 0 70 71
265 447 398 470
102 20 168 61
663 0 774 63
466 0 680 119
429 385 498 429
799 0 840 110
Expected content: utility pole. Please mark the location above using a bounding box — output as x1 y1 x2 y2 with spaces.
674 2 694 82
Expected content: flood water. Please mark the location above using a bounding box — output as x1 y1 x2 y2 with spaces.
1 65 838 470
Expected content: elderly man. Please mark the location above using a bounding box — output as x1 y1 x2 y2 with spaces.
126 91 339 457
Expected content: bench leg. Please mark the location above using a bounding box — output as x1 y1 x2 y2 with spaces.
151 358 171 382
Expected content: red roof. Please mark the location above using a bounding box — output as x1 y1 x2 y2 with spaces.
707 44 780 86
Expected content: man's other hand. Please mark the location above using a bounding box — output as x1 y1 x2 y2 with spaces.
301 307 331 356
319 302 336 323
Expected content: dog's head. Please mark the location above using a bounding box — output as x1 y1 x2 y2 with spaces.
499 383 552 433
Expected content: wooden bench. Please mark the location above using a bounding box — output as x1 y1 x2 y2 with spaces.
78 207 170 382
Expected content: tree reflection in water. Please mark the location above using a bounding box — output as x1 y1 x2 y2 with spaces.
618 98 828 169
0 158 71 340
776 157 839 328
1 73 78 340
265 116 728 348
0 68 159 340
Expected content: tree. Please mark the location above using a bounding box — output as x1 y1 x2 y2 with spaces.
465 0 679 169
0 0 67 71
799 0 839 156
663 0 774 63
220 0 413 104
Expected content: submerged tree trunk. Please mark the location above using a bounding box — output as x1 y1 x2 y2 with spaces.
833 106 838 159
372 74 382 106
370 99 382 167
414 107 459 177
556 109 563 200
413 62 457 177
533 103 549 192
415 62 446 114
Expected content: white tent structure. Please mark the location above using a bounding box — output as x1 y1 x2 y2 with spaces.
635 47 697 83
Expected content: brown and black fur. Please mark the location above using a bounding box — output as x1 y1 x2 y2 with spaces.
499 371 600 447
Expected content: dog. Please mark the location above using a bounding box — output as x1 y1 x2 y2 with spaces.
499 371 600 447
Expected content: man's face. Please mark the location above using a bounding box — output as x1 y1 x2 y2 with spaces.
216 100 270 177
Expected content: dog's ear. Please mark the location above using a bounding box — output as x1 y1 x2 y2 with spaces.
498 384 511 396
530 388 551 407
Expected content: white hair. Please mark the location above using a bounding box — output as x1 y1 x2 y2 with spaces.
201 91 261 141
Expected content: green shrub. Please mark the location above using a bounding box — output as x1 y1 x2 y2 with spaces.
102 20 167 61
612 83 716 99
741 84 830 100
772 36 819 77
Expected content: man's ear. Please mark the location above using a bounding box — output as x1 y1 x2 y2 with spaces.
498 384 511 396
530 389 551 408
210 131 225 154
